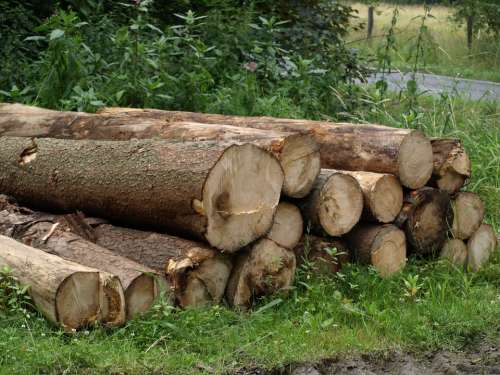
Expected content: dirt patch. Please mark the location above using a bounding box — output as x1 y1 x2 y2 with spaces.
232 337 500 375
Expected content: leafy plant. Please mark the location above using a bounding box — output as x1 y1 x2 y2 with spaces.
0 266 31 318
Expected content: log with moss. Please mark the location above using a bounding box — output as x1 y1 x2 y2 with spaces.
0 136 283 252
430 138 471 194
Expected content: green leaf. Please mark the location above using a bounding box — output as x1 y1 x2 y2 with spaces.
24 36 46 42
50 29 65 41
254 298 282 314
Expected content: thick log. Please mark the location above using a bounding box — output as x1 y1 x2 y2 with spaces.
430 138 471 194
267 202 303 249
0 136 283 252
467 224 497 271
0 235 100 330
0 201 162 322
394 188 453 255
440 238 468 267
336 170 403 223
296 169 363 237
226 238 296 308
451 192 484 240
294 235 350 274
96 107 434 189
87 221 232 308
346 224 406 277
0 104 319 198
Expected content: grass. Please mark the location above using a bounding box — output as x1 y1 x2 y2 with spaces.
0 92 499 375
346 2 500 82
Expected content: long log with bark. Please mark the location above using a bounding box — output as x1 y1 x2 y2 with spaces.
394 187 453 255
0 136 283 252
295 169 363 236
0 104 319 198
294 235 350 274
430 138 471 194
451 192 484 240
84 219 232 308
467 224 497 271
0 198 163 321
346 224 407 277
0 235 101 330
96 107 434 189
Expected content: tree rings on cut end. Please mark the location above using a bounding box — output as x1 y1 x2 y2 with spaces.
467 224 497 271
440 238 467 267
370 225 407 277
267 202 303 249
203 144 284 252
125 274 163 319
451 192 485 240
398 131 434 189
280 134 321 198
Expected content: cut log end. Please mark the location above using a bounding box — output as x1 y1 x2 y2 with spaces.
369 174 403 223
398 131 434 189
56 271 101 330
125 274 159 319
267 202 303 249
452 192 485 240
203 144 283 252
440 239 468 267
319 173 363 236
227 238 296 308
467 224 497 272
435 171 467 194
99 274 126 327
280 134 321 198
371 226 407 277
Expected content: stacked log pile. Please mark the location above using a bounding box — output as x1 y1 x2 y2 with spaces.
0 103 497 329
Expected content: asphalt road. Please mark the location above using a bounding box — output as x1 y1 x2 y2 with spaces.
365 71 500 101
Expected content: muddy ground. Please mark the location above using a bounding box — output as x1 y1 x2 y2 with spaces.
232 336 499 375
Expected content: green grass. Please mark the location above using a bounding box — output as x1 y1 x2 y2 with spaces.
346 2 500 82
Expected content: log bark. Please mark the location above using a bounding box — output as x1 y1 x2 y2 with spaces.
96 107 434 189
226 238 296 309
451 192 484 240
87 221 232 308
0 136 283 252
336 170 403 223
346 224 406 277
0 200 163 322
430 138 471 194
295 169 363 236
266 202 303 249
0 104 319 198
440 238 468 267
467 224 497 272
294 235 350 274
394 187 453 255
0 235 101 330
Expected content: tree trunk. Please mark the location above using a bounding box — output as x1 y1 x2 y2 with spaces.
0 136 283 252
367 6 375 39
394 187 453 255
440 238 467 267
467 15 474 51
0 199 162 322
294 169 363 237
430 138 471 194
345 224 406 277
336 170 403 223
451 192 484 240
226 238 296 309
95 107 434 189
467 224 497 271
86 220 233 308
0 235 101 330
294 235 350 274
0 104 319 198
266 202 303 249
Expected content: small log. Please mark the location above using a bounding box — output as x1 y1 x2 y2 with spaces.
296 169 363 236
267 202 303 249
346 224 406 277
337 170 403 223
0 235 100 330
0 136 283 252
95 107 434 189
88 221 232 308
226 238 296 309
440 238 468 267
0 104 319 198
451 192 485 240
430 138 471 194
294 235 350 274
467 224 497 272
394 188 453 255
